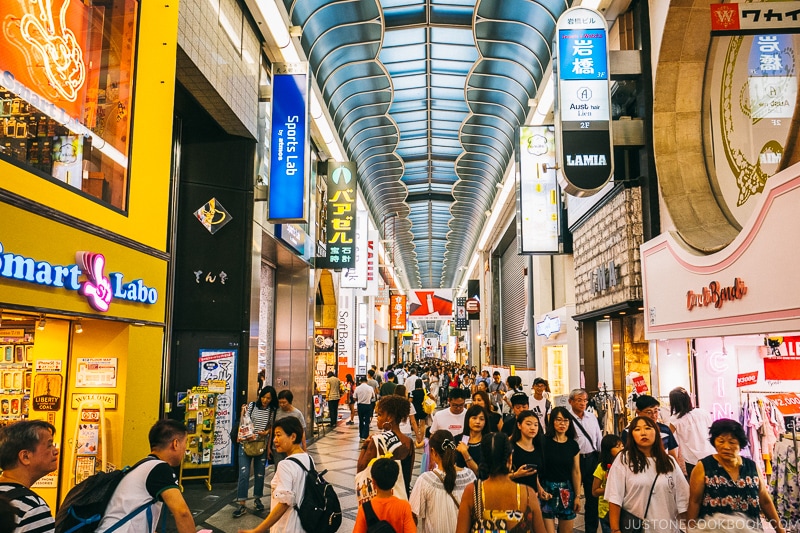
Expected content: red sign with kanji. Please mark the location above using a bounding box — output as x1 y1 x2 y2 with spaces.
390 294 406 331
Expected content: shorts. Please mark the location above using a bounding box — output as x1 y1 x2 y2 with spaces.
539 479 577 521
415 412 427 422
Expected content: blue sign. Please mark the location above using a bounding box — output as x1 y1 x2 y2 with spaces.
269 63 309 222
558 29 608 81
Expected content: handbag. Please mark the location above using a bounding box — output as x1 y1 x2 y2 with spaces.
354 433 407 505
619 473 659 533
242 438 267 457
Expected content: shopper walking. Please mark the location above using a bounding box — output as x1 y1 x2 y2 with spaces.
539 406 581 533
355 376 377 440
455 404 488 475
326 371 341 428
668 386 715 477
510 410 544 494
687 418 785 533
567 388 602 533
605 416 689 533
591 434 624 533
472 390 502 432
345 374 356 425
456 432 546 533
410 380 428 442
410 430 476 533
529 377 552 429
430 388 467 436
428 369 440 403
272 389 306 465
233 386 277 517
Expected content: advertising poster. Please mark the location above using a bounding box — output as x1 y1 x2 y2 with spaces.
198 349 237 466
75 358 117 387
390 294 407 330
314 328 335 393
408 289 453 318
517 126 563 253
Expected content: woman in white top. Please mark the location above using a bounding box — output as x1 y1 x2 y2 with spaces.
410 429 476 533
429 370 440 403
241 416 310 533
605 416 690 533
668 387 715 478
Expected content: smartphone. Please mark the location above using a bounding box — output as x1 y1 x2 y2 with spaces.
525 464 538 471
461 435 470 445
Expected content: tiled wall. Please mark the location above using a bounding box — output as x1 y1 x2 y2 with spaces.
177 0 261 138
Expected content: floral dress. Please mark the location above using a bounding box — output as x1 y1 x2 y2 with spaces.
698 455 761 523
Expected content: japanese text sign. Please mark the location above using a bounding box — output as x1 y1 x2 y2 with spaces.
711 2 800 34
390 294 407 331
554 6 614 196
318 162 357 269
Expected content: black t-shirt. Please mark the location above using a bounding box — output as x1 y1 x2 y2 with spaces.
511 443 543 490
540 438 579 483
454 432 482 469
501 413 517 437
486 410 501 433
145 457 180 499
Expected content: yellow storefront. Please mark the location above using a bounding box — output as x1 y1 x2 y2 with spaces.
0 0 179 511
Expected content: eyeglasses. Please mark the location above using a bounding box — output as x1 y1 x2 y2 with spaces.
553 417 570 424
450 402 466 409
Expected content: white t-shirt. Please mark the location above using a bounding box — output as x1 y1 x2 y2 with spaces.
430 408 466 435
400 403 416 435
270 452 311 533
405 374 420 393
669 409 716 465
528 395 551 428
96 458 174 533
604 455 689 533
354 382 376 404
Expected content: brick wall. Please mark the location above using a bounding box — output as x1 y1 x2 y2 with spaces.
574 187 644 315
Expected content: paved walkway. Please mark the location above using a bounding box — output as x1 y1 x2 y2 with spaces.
176 413 590 532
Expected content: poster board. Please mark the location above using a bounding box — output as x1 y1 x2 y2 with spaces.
198 349 236 466
178 387 217 490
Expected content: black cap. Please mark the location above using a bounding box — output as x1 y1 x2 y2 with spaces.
510 392 530 406
533 377 548 386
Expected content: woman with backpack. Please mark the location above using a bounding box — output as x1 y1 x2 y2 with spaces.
240 416 310 533
234 386 278 518
410 430 476 532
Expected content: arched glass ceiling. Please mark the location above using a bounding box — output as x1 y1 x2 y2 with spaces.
283 0 570 288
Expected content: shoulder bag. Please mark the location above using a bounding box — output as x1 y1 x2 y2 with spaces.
619 473 659 533
354 433 407 506
432 469 461 509
242 402 268 457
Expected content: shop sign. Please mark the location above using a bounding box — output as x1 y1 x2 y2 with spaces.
778 335 800 357
408 289 453 318
269 63 309 223
35 359 62 373
276 224 307 256
632 375 648 393
194 198 232 235
0 329 25 338
70 393 117 409
390 294 406 331
0 242 159 311
711 2 800 35
736 371 759 387
592 260 618 293
517 126 564 253
317 162 357 269
338 289 357 367
342 211 368 288
686 278 748 310
764 358 800 380
536 315 562 338
554 7 614 196
766 392 800 415
33 374 62 411
198 349 237 466
75 357 117 388
455 297 468 331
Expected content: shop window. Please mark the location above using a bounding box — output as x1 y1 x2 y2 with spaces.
0 0 139 211
545 345 568 396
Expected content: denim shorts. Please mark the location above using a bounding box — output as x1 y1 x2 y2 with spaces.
539 479 577 520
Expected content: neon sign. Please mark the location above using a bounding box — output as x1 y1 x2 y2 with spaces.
0 242 158 311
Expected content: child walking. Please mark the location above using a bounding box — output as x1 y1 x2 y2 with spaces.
592 434 624 533
354 458 417 533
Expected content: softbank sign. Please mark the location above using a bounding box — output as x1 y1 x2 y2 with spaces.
0 242 158 311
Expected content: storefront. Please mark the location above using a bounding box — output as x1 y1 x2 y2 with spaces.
642 164 800 417
0 0 178 509
533 306 579 398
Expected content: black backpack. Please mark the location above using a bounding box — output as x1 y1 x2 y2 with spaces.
362 500 396 533
55 457 158 533
286 457 342 533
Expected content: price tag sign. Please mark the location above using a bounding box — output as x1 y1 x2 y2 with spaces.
766 393 800 415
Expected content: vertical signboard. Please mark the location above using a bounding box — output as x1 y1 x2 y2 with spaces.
554 7 614 196
357 302 368 375
517 126 564 253
467 279 480 320
455 297 468 330
362 231 380 297
337 288 357 368
318 162 357 269
390 294 407 331
198 349 237 466
341 210 368 287
269 63 310 222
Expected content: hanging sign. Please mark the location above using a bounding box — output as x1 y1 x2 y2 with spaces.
517 126 564 253
317 162 357 269
455 297 468 331
338 289 357 368
390 294 407 331
341 210 368 287
736 371 759 387
766 392 800 415
554 6 614 196
408 289 453 318
632 375 649 394
268 63 310 223
711 2 800 35
764 358 800 380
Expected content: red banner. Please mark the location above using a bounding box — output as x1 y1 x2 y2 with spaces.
390 294 406 331
766 393 800 415
632 375 648 394
764 358 800 381
736 371 759 387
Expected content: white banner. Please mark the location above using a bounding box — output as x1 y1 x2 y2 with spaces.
341 210 368 288
199 349 237 466
360 230 380 296
337 288 357 368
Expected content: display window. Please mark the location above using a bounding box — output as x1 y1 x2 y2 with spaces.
0 0 139 211
0 314 34 427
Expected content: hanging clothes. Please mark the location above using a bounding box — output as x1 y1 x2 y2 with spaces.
770 438 800 527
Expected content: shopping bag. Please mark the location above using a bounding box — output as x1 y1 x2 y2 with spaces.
354 433 407 505
237 405 255 440
418 439 431 475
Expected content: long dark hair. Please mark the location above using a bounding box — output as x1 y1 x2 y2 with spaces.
623 416 674 474
599 434 623 471
479 432 512 479
257 386 278 410
546 406 577 440
464 405 489 436
346 374 355 384
472 390 494 412
669 387 693 418
511 410 543 449
429 430 458 493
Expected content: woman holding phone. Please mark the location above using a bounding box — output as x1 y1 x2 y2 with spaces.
455 404 488 475
511 410 544 493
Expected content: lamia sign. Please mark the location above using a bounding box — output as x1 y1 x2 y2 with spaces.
0 242 158 311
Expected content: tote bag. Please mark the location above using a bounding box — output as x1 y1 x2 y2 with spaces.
354 433 407 505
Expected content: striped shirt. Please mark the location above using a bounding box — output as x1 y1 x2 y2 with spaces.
0 482 55 533
247 403 276 432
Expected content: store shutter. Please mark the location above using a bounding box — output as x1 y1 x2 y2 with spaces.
500 237 528 367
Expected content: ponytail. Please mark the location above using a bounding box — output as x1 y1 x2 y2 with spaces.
429 429 458 493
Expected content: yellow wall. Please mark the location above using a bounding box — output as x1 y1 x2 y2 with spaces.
0 1 180 252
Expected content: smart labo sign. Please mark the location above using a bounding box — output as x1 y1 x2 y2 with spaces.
554 7 614 196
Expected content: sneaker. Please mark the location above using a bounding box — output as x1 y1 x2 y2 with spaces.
254 498 265 512
232 504 247 518
346 420 355 425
